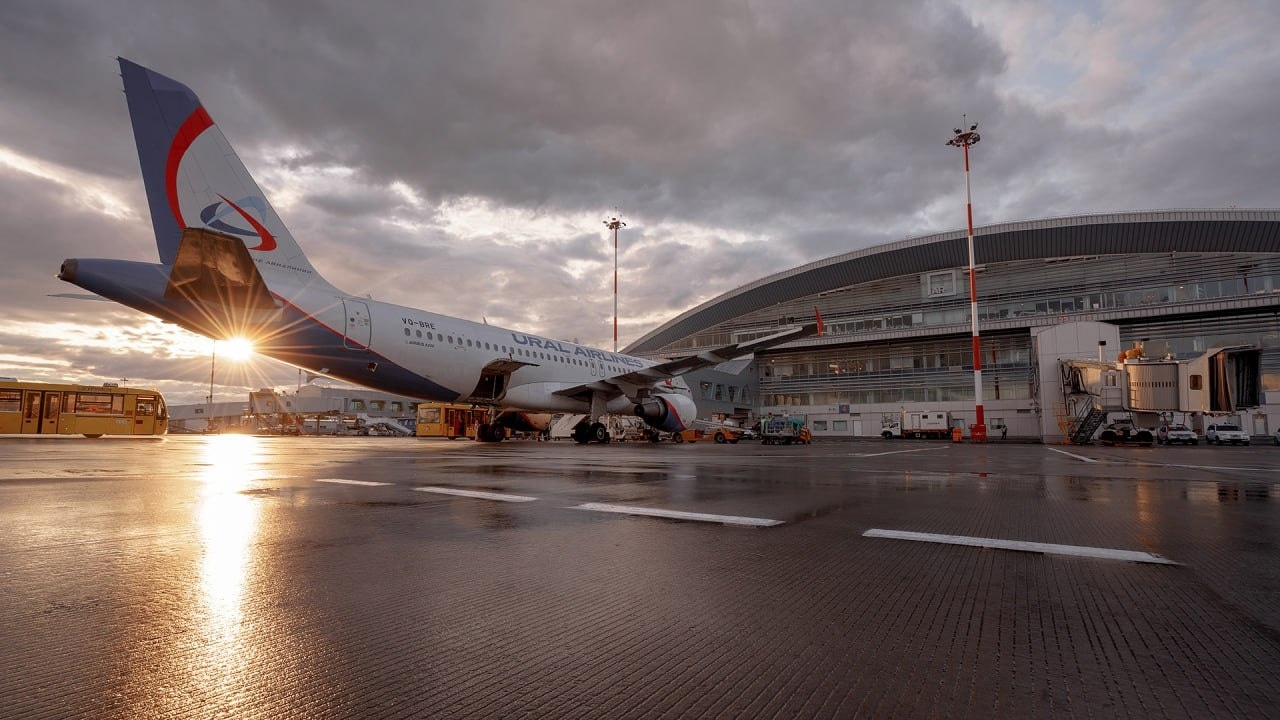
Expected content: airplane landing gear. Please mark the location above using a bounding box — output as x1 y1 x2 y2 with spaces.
572 421 611 444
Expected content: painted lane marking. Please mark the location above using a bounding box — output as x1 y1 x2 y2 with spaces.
1161 463 1280 472
316 478 393 486
863 529 1176 565
1047 447 1099 463
852 447 951 458
573 502 784 527
413 487 538 503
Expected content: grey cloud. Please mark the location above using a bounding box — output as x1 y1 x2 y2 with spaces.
0 0 1276 385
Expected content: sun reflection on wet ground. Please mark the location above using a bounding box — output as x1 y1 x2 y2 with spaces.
193 435 264 685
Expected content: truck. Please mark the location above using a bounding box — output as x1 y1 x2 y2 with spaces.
760 416 812 445
881 411 952 439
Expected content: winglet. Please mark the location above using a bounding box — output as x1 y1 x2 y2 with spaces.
814 306 825 337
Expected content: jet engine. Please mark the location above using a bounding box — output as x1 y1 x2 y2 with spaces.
634 393 697 433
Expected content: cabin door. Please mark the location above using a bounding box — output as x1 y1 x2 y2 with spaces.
343 300 372 350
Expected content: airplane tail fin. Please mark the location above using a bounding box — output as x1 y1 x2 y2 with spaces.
118 58 335 292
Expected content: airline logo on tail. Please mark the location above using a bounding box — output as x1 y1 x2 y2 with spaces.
164 106 277 253
200 196 277 251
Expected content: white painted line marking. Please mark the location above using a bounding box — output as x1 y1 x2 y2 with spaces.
1162 463 1280 472
413 487 538 503
573 502 783 527
863 529 1176 565
852 446 951 458
1047 447 1099 463
316 478 393 486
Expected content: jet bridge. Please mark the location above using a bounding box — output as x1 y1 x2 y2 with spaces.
1058 345 1261 444
1122 345 1262 413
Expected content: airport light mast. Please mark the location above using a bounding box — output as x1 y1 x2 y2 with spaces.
206 342 216 423
947 120 987 441
603 216 626 352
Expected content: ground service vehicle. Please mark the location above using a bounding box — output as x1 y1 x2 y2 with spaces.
881 411 952 439
1156 424 1198 445
416 403 486 439
1098 421 1154 447
710 427 743 444
761 416 812 445
1206 423 1250 445
0 380 167 437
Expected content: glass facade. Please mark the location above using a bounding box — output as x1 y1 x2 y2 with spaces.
664 253 1280 354
657 252 1280 412
760 333 1033 406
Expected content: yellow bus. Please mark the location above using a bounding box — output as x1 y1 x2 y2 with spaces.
0 380 168 437
415 402 485 439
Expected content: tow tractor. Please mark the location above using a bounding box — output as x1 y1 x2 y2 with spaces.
1097 420 1154 447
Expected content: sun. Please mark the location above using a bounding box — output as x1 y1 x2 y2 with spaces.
218 337 256 361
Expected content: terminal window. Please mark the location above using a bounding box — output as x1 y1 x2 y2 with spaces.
924 270 956 298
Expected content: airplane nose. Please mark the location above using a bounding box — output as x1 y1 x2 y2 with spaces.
58 259 78 282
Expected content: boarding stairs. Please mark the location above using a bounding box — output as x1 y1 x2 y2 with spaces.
1068 404 1108 445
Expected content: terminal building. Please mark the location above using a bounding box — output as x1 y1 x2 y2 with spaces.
168 383 419 434
626 210 1280 442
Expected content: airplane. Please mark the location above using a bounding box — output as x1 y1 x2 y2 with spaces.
58 59 818 443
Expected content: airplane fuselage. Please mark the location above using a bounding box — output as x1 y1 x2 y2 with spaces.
60 254 687 417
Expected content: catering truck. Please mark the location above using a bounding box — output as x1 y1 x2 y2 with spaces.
881 410 953 439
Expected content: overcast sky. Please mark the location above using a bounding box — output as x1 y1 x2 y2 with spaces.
1 0 1277 405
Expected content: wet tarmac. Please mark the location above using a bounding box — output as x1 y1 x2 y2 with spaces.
1 435 1278 719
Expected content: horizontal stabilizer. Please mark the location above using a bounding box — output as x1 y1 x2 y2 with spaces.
164 227 279 312
47 293 111 301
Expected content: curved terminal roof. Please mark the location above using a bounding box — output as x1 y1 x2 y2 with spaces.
625 209 1280 354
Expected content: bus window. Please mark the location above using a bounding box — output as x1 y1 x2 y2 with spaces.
76 393 124 414
24 393 39 419
136 397 156 416
0 390 19 412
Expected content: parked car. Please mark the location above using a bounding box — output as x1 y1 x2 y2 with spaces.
1156 424 1198 445
1206 423 1250 445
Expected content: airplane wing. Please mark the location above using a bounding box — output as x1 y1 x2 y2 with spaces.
552 320 820 401
613 320 819 384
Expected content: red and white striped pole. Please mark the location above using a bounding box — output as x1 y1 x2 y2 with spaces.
947 122 986 441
